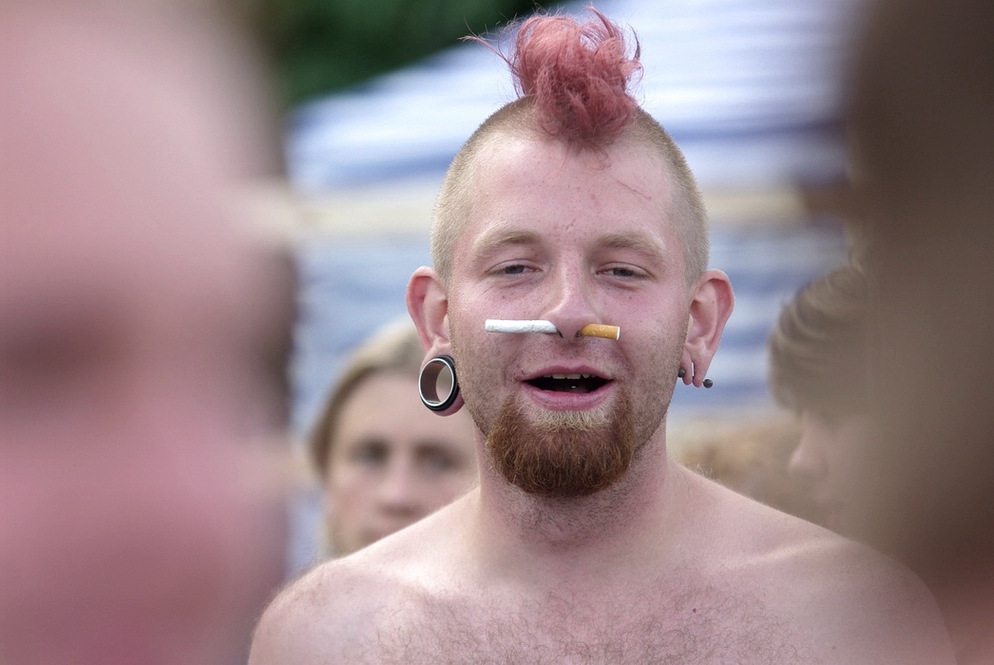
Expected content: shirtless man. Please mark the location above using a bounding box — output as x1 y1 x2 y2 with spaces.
250 10 954 663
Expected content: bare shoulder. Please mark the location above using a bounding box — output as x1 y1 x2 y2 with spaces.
248 499 468 665
690 472 955 663
775 533 955 664
247 557 386 665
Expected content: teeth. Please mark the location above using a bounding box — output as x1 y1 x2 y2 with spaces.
546 373 589 380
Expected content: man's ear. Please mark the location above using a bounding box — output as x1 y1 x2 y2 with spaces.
407 267 465 416
406 266 451 356
681 269 734 387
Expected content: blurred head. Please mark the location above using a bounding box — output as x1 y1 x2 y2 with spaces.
0 4 290 664
767 266 872 534
768 266 870 416
847 0 994 579
310 320 478 557
674 416 825 525
430 10 709 287
842 2 994 657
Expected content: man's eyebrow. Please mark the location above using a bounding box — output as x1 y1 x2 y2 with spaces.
469 227 671 259
597 231 668 256
470 226 542 257
413 439 462 453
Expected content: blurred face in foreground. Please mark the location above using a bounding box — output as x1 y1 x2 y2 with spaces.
0 5 288 664
0 204 290 665
324 373 478 556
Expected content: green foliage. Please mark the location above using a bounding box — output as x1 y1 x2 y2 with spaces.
263 0 551 106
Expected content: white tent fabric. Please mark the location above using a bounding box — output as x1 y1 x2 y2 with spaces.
288 0 865 194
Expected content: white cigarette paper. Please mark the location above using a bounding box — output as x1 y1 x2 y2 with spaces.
485 319 559 334
484 319 620 340
579 323 621 340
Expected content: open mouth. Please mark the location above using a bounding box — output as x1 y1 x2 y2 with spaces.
527 373 610 394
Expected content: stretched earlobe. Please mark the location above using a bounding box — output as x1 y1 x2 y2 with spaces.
418 355 464 415
677 366 713 388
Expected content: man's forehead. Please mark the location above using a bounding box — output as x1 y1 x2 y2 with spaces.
466 135 673 214
476 129 669 186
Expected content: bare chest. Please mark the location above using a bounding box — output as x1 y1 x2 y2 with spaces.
348 583 809 664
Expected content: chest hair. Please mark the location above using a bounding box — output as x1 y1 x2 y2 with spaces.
353 581 808 664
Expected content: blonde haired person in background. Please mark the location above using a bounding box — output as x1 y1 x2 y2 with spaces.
309 320 478 557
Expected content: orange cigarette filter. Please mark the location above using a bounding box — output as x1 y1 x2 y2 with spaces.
579 323 620 340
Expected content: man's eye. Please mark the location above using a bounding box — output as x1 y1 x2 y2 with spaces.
349 441 388 466
501 264 528 275
420 449 457 473
605 266 644 279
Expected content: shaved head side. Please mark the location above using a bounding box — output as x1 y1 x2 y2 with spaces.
431 9 709 285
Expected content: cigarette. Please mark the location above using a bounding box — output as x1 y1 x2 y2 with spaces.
484 319 620 340
579 323 621 340
485 319 559 334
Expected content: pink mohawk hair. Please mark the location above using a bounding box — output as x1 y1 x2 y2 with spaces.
503 7 642 146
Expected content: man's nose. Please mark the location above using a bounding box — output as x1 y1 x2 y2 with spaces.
374 456 422 517
788 430 827 481
543 264 599 339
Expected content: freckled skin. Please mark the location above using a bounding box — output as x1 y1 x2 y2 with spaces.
448 137 688 468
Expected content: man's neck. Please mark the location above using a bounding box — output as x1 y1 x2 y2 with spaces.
470 434 691 589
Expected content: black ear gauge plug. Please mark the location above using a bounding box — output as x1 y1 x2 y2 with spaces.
419 355 460 412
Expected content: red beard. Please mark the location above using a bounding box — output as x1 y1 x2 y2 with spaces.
485 390 638 497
